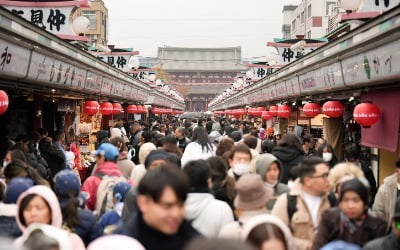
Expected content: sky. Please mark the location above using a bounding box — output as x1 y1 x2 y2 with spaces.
103 0 301 59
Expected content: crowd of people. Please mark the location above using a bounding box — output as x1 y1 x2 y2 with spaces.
0 116 399 250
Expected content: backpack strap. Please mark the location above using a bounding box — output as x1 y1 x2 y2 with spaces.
327 191 337 207
287 193 297 222
94 171 106 179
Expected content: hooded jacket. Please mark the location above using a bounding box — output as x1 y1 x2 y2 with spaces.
240 214 296 250
372 173 399 224
81 161 123 211
14 185 85 250
255 153 290 210
272 146 304 184
184 193 234 237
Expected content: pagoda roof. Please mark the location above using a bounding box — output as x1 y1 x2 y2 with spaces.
157 46 247 72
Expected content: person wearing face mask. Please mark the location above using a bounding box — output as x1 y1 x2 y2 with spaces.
315 143 338 169
227 144 253 180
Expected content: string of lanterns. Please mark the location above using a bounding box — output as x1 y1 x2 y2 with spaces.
212 101 381 127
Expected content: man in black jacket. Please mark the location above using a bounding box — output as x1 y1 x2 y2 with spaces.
115 165 201 250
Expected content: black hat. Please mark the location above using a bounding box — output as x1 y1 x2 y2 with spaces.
339 177 370 206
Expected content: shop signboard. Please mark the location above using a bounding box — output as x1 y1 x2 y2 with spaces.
28 51 79 88
84 71 102 93
299 62 344 94
275 81 288 99
101 77 114 95
342 39 400 86
0 38 30 78
285 77 301 97
70 66 86 90
112 81 124 97
3 5 75 36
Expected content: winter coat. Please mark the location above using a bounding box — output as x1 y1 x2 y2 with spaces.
184 193 234 237
0 203 20 238
362 232 400 250
130 164 147 185
372 173 399 223
26 152 50 179
181 142 216 168
312 208 387 249
240 214 296 250
271 182 332 250
255 153 290 210
272 146 304 184
14 185 85 250
74 208 103 246
39 140 66 178
219 210 267 239
114 212 201 250
81 161 123 211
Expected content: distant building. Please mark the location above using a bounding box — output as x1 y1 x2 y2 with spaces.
289 0 338 39
282 5 298 39
157 46 247 112
73 0 108 46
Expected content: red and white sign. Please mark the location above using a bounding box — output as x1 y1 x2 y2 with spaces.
353 103 380 127
322 101 344 118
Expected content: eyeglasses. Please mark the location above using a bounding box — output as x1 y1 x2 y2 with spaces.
308 172 329 179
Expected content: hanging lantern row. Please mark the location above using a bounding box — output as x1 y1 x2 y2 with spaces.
152 107 183 115
83 101 147 115
215 100 381 127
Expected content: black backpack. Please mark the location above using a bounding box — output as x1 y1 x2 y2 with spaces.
287 192 337 222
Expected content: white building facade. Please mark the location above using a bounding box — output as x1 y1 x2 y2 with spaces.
290 0 338 39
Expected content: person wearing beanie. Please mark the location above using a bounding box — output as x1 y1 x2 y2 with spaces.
364 198 400 250
255 154 289 211
373 158 400 224
312 178 387 249
99 182 132 234
82 143 123 211
53 169 102 246
0 178 33 238
219 174 273 239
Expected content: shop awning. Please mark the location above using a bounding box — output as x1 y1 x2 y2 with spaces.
361 89 400 152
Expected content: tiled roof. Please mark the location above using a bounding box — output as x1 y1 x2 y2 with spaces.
157 46 247 71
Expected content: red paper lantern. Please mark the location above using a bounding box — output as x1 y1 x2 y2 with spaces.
303 103 321 118
127 105 138 114
83 101 99 115
100 102 113 115
139 106 147 114
353 103 380 127
112 103 122 115
0 90 9 115
261 111 273 120
278 105 291 118
322 101 344 118
269 105 278 116
251 107 266 116
236 108 246 116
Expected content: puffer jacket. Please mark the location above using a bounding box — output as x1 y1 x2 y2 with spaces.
14 185 85 250
0 203 20 238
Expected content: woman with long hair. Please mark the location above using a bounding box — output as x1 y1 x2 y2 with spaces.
181 126 216 168
3 159 49 186
315 143 338 169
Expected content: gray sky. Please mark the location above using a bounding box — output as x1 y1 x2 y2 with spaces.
103 0 300 59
